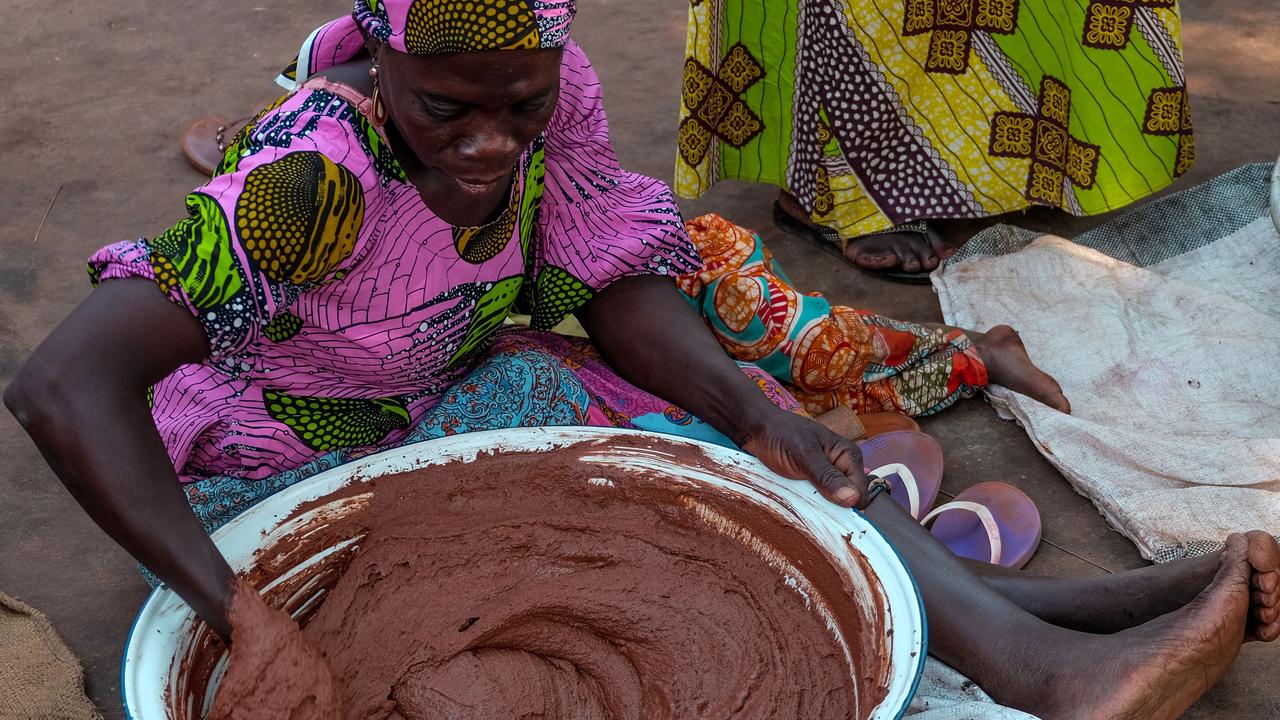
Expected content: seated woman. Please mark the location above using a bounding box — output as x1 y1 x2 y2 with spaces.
5 2 1276 718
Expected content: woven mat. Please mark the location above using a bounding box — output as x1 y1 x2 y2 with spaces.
0 592 101 720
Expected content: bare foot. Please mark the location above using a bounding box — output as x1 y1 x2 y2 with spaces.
1023 533 1251 720
1244 530 1280 641
776 192 958 273
1112 531 1279 642
973 530 1280 640
843 230 952 274
971 325 1070 413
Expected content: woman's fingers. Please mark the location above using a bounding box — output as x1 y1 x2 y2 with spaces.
802 428 866 508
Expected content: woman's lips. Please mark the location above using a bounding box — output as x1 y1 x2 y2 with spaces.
452 174 509 195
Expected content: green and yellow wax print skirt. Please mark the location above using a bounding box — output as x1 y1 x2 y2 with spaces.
676 0 1193 238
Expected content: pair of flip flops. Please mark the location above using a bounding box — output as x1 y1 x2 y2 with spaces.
860 431 1042 569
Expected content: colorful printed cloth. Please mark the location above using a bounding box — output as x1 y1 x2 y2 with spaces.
169 210 986 554
280 1 577 91
676 0 1193 239
682 214 988 416
90 38 698 484
179 327 800 536
170 212 985 540
352 0 575 55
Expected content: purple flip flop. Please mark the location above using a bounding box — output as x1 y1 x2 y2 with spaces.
923 482 1042 569
859 431 944 520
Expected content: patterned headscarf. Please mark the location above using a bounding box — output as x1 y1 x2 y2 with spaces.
353 0 576 54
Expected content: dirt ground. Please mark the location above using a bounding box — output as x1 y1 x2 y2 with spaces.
1 1 1276 717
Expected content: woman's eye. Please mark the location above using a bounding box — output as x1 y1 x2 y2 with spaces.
516 96 554 115
421 99 465 121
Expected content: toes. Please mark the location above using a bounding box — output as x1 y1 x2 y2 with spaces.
1246 530 1280 573
1250 581 1279 611
889 239 923 273
1053 392 1072 415
907 235 939 271
1221 533 1253 580
925 230 956 263
848 233 941 273
1253 602 1280 626
847 245 899 270
1250 621 1280 643
1252 571 1278 594
913 237 940 271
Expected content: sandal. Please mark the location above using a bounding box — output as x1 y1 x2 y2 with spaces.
922 481 1042 569
815 407 920 441
859 430 944 520
772 200 936 285
180 114 255 177
854 429 1043 568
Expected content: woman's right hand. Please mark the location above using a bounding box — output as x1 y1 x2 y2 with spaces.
4 278 237 639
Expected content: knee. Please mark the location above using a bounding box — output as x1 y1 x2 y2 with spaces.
4 360 61 432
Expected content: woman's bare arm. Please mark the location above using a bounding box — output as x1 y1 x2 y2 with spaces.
579 275 866 508
5 278 236 638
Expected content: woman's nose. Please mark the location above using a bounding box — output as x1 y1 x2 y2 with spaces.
456 121 520 168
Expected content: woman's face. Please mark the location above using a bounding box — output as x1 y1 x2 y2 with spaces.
378 46 563 226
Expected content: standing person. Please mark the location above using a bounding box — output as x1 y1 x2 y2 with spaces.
676 0 1194 281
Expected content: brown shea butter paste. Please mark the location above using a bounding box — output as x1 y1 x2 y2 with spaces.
208 441 888 719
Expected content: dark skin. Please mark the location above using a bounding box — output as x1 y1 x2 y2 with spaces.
366 47 561 227
7 42 1280 719
4 280 233 635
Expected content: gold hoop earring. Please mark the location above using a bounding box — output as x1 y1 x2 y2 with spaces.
370 63 388 125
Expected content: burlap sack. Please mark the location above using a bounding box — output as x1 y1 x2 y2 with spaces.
0 591 102 720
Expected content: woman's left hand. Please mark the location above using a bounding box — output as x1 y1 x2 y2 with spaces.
738 408 868 509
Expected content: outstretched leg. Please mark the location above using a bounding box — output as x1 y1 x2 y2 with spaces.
962 530 1280 640
864 496 1252 719
680 214 996 418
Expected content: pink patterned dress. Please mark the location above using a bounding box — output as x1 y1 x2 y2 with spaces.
89 37 736 491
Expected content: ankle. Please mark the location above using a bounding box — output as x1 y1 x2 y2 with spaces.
973 632 1099 717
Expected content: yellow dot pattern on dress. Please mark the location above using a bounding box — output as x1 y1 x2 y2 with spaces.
264 390 411 451
452 190 518 264
404 0 540 54
149 253 181 295
263 312 304 343
531 265 592 331
235 152 365 285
